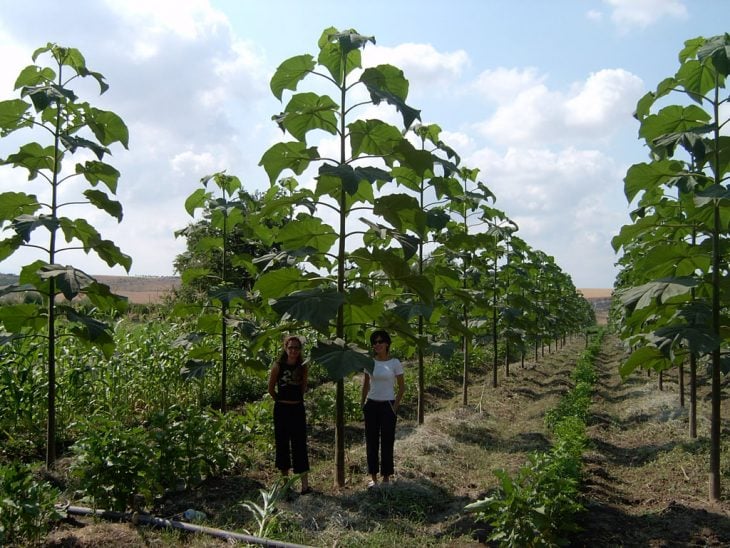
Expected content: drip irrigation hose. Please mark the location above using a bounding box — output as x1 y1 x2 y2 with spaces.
59 504 309 548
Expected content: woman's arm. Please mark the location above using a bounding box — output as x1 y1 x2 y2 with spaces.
267 364 280 401
361 373 370 406
394 373 405 410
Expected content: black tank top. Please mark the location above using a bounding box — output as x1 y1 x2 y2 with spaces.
277 362 305 402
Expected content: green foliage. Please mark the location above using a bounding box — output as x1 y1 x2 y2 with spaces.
149 404 251 490
466 332 601 546
241 475 298 538
0 462 61 546
71 416 158 512
308 376 363 425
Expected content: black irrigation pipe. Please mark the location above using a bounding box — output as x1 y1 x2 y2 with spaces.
60 505 310 548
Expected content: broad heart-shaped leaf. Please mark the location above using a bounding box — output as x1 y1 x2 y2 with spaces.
694 183 730 207
360 65 421 129
360 219 420 261
259 141 319 184
0 192 40 221
0 99 32 133
0 234 24 262
270 54 316 101
0 303 46 332
12 214 58 242
277 215 337 253
184 187 211 216
39 264 95 300
374 193 425 234
270 287 345 333
620 345 671 378
654 323 719 356
180 359 215 380
639 104 711 143
277 92 338 142
83 281 128 314
620 277 696 312
708 135 730 178
76 160 120 193
60 133 109 161
676 58 724 101
208 286 249 307
83 189 123 221
58 217 132 270
623 160 684 203
60 305 115 358
349 119 405 161
636 241 711 279
87 107 129 148
311 338 373 379
394 139 434 177
254 267 321 300
3 142 55 179
316 164 389 199
696 34 730 75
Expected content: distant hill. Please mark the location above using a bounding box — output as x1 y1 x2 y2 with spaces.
0 273 180 304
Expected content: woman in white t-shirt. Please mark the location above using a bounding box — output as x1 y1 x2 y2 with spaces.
361 329 405 488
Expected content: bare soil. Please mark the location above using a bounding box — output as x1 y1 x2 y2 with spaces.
44 334 730 546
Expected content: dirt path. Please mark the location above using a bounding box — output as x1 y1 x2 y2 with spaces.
572 335 730 546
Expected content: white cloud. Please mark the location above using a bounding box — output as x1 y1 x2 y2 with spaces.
363 43 469 90
473 68 643 147
603 0 688 29
473 67 546 103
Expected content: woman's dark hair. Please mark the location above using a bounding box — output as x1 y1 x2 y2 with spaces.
276 335 305 366
369 329 391 346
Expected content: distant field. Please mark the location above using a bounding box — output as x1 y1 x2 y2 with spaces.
94 275 180 304
2 273 613 306
578 288 613 299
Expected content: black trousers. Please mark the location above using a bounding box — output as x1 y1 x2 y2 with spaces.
273 402 309 474
363 399 397 476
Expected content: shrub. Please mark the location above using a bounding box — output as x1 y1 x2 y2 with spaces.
0 462 61 546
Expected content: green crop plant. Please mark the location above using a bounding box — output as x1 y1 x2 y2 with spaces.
0 44 131 467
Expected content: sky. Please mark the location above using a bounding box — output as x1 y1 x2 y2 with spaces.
0 0 727 289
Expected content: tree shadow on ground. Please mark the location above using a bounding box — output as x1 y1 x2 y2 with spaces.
571 501 730 546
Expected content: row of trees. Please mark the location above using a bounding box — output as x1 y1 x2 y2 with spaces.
0 31 593 490
611 33 730 501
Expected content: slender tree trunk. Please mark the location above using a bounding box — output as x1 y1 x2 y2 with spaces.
689 352 697 439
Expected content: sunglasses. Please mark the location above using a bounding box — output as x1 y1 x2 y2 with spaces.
373 339 386 345
287 345 301 350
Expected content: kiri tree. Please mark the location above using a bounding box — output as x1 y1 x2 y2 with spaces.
256 28 429 486
0 44 131 467
612 34 729 501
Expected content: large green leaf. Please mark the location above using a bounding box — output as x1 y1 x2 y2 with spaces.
696 34 730 75
360 65 421 128
676 59 721 101
254 267 319 300
259 141 319 183
317 163 391 196
0 192 39 221
348 119 404 160
623 160 684 203
270 54 316 101
83 189 123 221
276 92 338 141
3 142 55 179
0 234 24 261
76 160 120 193
58 217 132 270
87 107 129 148
61 305 115 358
620 278 696 311
278 215 337 253
619 346 670 378
639 104 710 143
270 287 345 332
373 193 423 233
0 303 46 332
0 99 32 133
39 264 94 300
311 338 373 379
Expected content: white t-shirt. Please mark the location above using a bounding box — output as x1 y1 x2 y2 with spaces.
365 358 404 401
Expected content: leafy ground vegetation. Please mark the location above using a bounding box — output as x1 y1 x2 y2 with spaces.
34 333 730 547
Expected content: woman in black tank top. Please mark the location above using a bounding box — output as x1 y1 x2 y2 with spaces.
267 335 311 494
